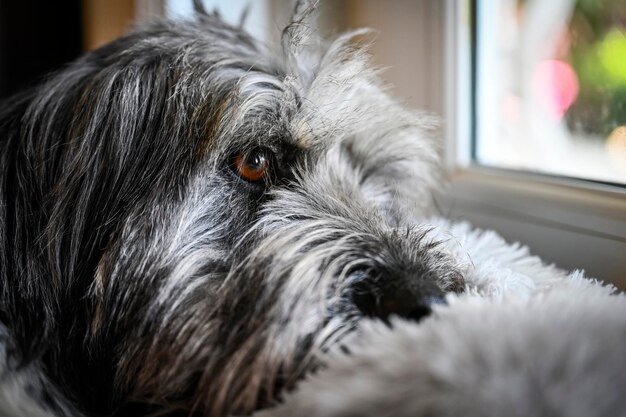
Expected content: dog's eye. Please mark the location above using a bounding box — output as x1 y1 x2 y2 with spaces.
233 149 271 183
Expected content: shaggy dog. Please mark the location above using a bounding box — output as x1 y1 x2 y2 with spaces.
3 2 625 417
0 1 463 416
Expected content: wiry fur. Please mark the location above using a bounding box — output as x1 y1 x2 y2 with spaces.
0 2 462 416
259 219 626 417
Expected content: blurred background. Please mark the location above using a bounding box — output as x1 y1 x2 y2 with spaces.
0 0 624 287
476 0 626 185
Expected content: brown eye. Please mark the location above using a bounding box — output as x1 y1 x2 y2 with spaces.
233 149 270 182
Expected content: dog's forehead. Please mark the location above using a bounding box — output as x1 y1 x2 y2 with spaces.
157 16 382 152
220 49 381 154
108 15 402 161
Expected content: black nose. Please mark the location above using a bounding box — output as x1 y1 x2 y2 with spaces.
352 281 446 322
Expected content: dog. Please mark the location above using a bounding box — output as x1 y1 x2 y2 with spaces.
0 1 464 416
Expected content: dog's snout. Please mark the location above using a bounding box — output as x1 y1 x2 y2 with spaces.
352 278 446 322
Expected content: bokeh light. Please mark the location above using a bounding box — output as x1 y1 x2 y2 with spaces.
606 126 626 174
533 60 579 119
598 29 626 88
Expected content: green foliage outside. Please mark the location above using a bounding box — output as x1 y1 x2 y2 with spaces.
566 0 626 137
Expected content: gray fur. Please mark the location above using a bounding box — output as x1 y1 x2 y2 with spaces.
0 2 460 416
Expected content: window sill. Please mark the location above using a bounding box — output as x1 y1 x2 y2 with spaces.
438 166 626 289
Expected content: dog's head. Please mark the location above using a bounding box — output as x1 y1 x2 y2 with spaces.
0 2 462 415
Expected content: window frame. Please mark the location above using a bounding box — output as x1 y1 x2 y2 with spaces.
442 0 626 288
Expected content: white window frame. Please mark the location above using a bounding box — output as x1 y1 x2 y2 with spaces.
442 0 626 288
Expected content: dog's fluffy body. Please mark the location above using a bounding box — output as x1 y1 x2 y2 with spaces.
0 2 461 416
1 2 625 417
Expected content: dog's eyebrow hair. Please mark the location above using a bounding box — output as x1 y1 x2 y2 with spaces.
251 81 282 92
221 72 310 151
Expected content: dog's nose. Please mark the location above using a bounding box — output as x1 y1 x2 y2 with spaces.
352 281 446 322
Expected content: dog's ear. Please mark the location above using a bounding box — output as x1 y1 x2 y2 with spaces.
281 0 324 89
291 0 319 20
282 0 320 47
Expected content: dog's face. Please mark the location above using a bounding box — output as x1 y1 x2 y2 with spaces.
0 3 462 416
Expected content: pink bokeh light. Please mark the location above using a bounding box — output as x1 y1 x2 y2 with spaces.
533 60 579 119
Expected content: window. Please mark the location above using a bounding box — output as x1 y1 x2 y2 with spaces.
474 0 626 186
444 0 626 288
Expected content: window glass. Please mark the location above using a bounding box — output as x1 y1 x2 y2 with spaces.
475 0 626 185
